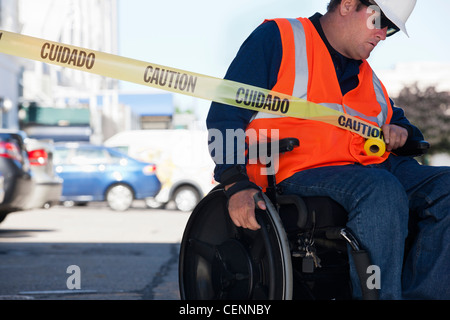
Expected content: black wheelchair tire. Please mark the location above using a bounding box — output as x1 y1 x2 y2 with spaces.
179 186 293 300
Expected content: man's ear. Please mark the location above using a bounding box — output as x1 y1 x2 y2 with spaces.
339 0 357 16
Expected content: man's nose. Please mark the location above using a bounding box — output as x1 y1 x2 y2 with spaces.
376 27 388 40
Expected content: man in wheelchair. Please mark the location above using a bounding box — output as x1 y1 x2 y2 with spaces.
200 0 450 300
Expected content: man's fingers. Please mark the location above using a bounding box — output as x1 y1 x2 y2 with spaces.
241 201 261 230
382 124 391 145
231 207 260 231
256 200 266 210
382 124 408 151
245 211 261 231
230 216 242 228
228 189 262 230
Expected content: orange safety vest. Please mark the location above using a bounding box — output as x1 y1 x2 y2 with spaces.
246 17 393 188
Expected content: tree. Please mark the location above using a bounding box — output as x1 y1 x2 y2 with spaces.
394 84 450 155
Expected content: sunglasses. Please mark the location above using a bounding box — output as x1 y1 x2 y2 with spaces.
359 0 400 37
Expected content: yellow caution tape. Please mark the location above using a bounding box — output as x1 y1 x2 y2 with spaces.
0 30 385 155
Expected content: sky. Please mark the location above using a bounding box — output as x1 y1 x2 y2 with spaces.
118 0 450 121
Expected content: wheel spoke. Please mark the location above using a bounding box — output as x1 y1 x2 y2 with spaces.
188 238 216 261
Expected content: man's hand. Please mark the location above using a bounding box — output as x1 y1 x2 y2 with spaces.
381 124 408 152
225 186 266 231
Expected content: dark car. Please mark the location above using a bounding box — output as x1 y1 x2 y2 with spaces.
25 138 63 209
0 130 33 223
53 143 161 211
0 172 5 204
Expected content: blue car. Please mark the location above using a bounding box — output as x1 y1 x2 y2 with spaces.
53 143 161 211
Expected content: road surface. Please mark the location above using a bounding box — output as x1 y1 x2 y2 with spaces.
0 201 190 300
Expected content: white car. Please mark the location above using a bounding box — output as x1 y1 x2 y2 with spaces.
105 130 217 212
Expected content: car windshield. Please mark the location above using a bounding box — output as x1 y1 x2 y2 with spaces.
71 148 106 165
53 148 71 165
53 146 129 166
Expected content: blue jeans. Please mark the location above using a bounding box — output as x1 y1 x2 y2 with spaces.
277 154 450 300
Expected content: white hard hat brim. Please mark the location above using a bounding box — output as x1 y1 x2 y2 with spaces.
373 0 417 37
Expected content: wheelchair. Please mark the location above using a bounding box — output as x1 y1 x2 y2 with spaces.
179 137 429 300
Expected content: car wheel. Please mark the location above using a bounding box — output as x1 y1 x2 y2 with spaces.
63 201 75 207
106 184 134 211
173 186 200 212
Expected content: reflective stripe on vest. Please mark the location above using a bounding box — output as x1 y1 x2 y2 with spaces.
252 18 389 128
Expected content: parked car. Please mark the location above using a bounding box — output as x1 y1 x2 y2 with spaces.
53 143 161 211
0 172 5 204
25 138 63 209
0 130 33 223
104 130 217 212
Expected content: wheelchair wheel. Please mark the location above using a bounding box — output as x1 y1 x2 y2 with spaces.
179 187 293 300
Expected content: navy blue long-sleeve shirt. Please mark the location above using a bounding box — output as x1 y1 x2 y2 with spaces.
207 13 423 183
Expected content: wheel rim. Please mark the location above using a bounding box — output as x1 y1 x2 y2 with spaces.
179 188 292 300
107 185 133 211
174 188 198 212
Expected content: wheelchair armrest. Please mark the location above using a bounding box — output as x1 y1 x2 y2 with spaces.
276 194 308 229
279 138 300 153
393 139 430 157
247 138 300 162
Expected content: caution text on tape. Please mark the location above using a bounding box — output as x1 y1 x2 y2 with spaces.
0 30 385 156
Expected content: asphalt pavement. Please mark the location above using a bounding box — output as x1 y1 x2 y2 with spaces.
0 201 190 300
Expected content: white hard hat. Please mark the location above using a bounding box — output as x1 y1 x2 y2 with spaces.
372 0 417 37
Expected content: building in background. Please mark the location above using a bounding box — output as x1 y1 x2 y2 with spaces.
0 0 195 141
0 0 20 129
16 0 119 143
